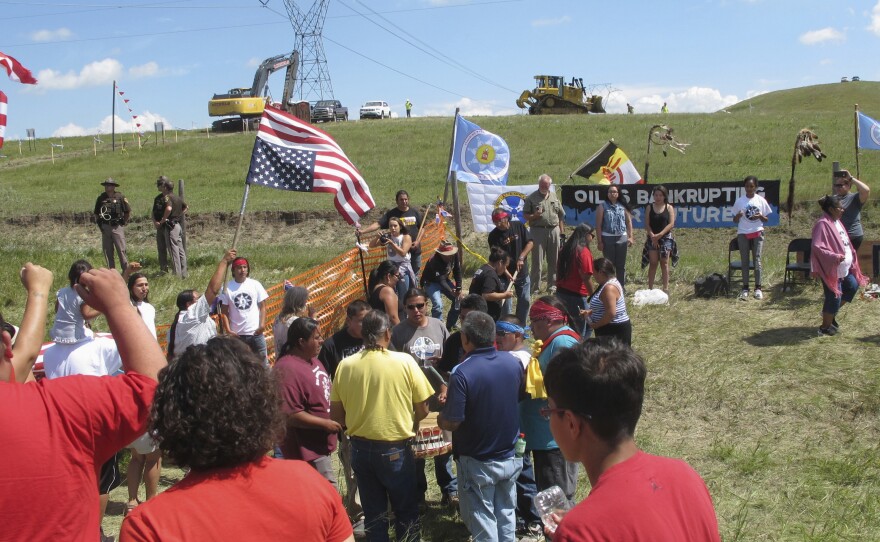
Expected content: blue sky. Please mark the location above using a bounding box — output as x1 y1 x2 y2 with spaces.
1 0 878 139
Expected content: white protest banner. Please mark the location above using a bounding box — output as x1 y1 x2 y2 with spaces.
465 183 544 232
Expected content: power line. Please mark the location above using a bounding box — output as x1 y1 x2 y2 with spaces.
342 0 518 95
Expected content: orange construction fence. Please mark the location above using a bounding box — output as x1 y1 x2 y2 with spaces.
157 219 448 361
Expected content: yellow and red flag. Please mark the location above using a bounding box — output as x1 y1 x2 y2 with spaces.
571 141 643 184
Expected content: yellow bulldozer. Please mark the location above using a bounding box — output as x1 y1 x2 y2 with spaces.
516 75 606 115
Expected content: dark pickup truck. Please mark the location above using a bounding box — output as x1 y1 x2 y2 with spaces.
310 100 348 123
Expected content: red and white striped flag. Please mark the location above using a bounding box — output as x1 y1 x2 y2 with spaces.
0 51 37 84
246 106 375 224
0 91 6 149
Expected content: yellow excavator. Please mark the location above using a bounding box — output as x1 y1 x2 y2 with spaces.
208 52 299 129
516 75 605 115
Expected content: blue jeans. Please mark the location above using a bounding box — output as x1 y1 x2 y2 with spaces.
515 450 541 526
821 272 859 316
238 334 268 365
501 274 531 324
425 282 451 320
350 438 420 542
457 455 522 542
416 450 458 499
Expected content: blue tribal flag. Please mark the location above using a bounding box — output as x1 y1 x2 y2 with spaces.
857 111 880 150
448 114 510 185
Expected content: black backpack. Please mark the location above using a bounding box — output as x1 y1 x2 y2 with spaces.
694 273 729 298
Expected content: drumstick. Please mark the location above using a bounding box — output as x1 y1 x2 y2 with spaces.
506 270 518 292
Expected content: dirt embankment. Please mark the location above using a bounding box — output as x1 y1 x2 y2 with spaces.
3 205 471 252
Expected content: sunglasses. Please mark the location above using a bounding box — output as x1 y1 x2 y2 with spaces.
406 302 427 310
495 331 509 337
834 184 847 188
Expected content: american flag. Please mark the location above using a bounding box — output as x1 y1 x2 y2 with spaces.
0 51 38 84
246 106 375 224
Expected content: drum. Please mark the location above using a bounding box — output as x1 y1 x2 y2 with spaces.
412 412 452 459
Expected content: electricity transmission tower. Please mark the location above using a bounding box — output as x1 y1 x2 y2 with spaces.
282 0 334 101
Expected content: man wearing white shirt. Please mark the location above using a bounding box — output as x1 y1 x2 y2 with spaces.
219 256 269 363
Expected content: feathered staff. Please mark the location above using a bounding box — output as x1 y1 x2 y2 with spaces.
644 125 690 183
788 129 826 224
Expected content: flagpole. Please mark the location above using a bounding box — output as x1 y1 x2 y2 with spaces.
644 125 661 184
111 81 116 152
443 108 460 205
355 229 369 299
451 171 465 273
224 183 251 297
231 184 250 251
787 140 798 228
854 104 861 179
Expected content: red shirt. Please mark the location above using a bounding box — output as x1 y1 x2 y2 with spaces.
555 451 720 542
120 457 352 542
556 246 594 296
0 373 156 541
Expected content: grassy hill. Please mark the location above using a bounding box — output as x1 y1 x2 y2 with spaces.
2 83 880 540
725 80 880 116
1 81 879 217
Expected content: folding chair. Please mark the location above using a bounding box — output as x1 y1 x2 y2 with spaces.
783 238 813 291
727 237 755 288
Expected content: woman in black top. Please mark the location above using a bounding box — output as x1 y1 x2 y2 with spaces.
367 260 401 325
644 185 676 292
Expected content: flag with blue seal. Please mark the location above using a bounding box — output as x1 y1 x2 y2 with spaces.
857 111 880 150
448 114 510 185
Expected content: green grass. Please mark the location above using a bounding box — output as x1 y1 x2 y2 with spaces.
2 82 879 540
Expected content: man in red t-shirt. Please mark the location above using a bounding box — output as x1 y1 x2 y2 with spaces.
0 265 166 542
543 341 721 541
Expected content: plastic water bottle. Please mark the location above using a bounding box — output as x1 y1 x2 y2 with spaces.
534 485 571 534
514 433 526 457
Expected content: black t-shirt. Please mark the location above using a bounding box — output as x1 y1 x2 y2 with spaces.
469 264 504 321
438 331 465 373
420 253 462 296
488 221 532 276
379 208 423 254
318 328 364 380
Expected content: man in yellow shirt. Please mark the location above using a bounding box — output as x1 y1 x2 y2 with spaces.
331 310 434 542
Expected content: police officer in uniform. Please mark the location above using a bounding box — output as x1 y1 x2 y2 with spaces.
94 178 132 272
152 176 188 277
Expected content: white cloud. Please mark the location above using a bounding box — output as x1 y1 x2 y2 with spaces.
129 61 159 78
870 2 880 36
247 57 262 68
422 97 517 117
35 59 123 91
30 28 73 42
52 111 175 138
603 85 739 114
799 27 845 45
531 15 571 27
52 123 88 138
